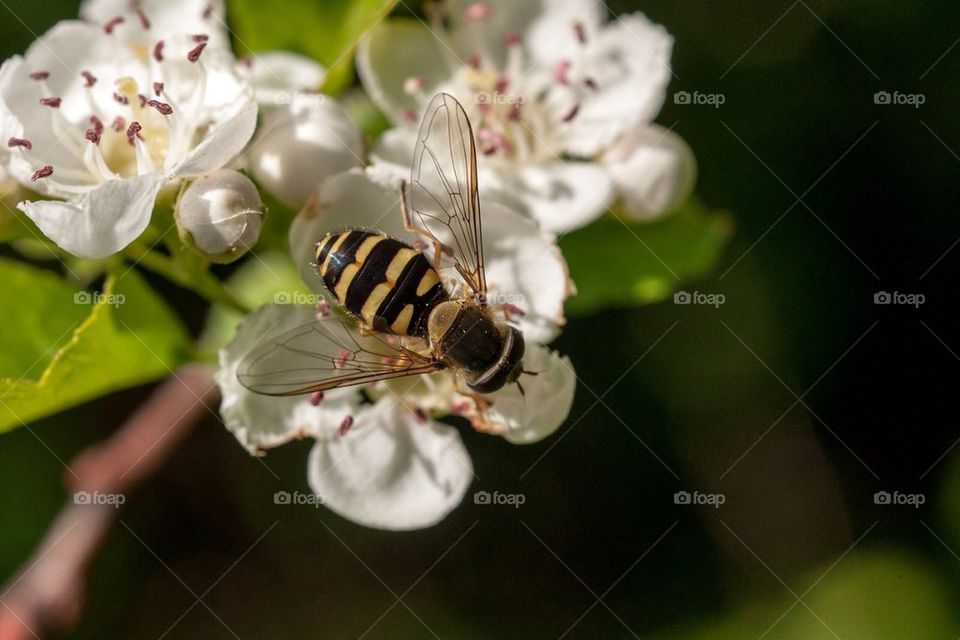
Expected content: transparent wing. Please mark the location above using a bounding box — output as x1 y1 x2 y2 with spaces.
407 92 487 303
237 316 443 396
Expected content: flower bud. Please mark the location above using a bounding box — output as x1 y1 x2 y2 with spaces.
603 125 697 220
247 98 363 209
177 169 265 262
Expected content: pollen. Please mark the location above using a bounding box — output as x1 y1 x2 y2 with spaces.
147 99 173 115
103 16 124 34
7 137 32 150
126 121 143 145
187 42 207 63
30 165 53 181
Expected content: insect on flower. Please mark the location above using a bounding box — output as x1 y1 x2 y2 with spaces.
238 93 535 409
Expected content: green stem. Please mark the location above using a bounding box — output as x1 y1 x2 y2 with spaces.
123 244 251 314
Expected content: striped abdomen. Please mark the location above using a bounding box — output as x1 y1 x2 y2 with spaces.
315 230 448 337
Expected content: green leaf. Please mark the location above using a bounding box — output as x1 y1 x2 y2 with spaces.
0 259 192 433
227 0 399 94
559 199 733 316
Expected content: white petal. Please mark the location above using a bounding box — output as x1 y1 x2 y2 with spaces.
356 19 452 125
368 126 417 180
216 303 361 453
17 173 164 258
170 92 258 177
289 168 409 292
487 161 614 234
308 400 473 530
248 97 362 209
482 201 570 343
245 51 326 106
462 345 576 444
80 0 231 51
604 125 697 220
520 0 606 65
556 13 674 157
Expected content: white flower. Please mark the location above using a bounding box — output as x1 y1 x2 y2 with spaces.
0 7 256 258
241 51 326 107
358 0 694 231
603 124 697 220
246 97 362 209
176 168 265 261
216 168 576 529
79 0 231 52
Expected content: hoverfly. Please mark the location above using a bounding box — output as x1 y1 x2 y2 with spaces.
237 93 529 405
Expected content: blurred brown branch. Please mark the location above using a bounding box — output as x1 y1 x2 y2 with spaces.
0 364 218 640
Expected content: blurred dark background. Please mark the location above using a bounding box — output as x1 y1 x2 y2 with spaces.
3 1 960 637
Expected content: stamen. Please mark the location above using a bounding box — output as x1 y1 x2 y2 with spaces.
192 34 209 42
464 2 492 22
505 32 520 47
573 21 587 44
138 94 147 107
103 16 125 34
90 115 104 133
441 244 454 257
403 76 425 96
153 40 165 62
81 70 97 87
403 109 417 124
147 99 173 115
451 400 471 415
202 5 213 18
126 121 143 145
135 8 150 29
413 408 428 424
29 71 49 81
111 116 126 132
494 75 509 94
338 415 354 437
153 81 164 96
309 391 324 406
187 42 207 62
31 165 53 181
553 60 571 85
412 238 429 252
503 302 525 316
113 92 129 105
468 53 482 70
562 104 579 122
84 127 101 145
39 96 61 108
335 348 350 369
7 137 32 150
316 298 331 317
583 77 598 91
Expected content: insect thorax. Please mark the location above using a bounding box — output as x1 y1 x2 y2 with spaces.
315 230 448 336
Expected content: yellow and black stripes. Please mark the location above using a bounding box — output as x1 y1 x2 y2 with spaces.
315 230 448 337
